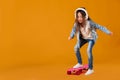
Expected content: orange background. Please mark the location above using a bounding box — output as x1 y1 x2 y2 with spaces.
0 0 120 80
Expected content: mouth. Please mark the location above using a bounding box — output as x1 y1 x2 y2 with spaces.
78 21 82 23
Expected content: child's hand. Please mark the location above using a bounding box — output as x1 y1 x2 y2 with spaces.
68 36 72 40
109 32 113 36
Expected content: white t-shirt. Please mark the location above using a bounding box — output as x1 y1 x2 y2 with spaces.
80 21 93 39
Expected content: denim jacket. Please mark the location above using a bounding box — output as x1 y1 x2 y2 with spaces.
70 20 111 47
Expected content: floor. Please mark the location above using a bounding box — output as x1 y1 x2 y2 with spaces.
0 63 120 80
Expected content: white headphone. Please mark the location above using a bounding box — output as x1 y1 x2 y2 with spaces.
74 8 88 20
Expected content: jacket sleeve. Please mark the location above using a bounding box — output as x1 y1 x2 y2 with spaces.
90 21 111 34
70 23 77 38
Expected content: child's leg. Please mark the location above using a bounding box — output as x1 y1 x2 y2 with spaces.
74 38 87 64
87 40 95 69
74 44 82 64
85 39 95 75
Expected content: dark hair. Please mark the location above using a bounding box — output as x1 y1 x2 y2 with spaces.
76 10 86 19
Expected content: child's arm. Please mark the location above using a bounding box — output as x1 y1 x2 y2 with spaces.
90 21 112 35
68 23 77 40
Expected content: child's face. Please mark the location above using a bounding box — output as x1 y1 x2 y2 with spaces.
77 12 85 23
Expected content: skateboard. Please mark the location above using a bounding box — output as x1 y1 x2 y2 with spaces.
67 64 88 75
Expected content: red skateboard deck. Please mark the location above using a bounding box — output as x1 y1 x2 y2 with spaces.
67 64 88 75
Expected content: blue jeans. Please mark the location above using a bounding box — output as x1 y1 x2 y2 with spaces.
74 38 95 69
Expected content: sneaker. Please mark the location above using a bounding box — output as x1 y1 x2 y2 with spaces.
73 63 83 68
85 69 94 75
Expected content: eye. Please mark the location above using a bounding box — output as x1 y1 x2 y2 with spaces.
78 16 82 19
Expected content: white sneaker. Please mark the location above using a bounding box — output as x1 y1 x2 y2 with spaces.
73 63 83 68
85 69 94 75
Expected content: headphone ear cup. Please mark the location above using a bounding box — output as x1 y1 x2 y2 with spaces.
74 13 77 19
85 17 88 20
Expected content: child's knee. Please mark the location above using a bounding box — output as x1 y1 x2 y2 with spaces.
74 46 79 52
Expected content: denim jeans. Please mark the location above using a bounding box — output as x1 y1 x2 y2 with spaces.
74 38 95 69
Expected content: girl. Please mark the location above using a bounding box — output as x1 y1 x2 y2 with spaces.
68 7 112 75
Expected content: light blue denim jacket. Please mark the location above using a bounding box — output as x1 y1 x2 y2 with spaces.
70 20 111 47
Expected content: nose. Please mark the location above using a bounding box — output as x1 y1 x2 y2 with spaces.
78 18 82 21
